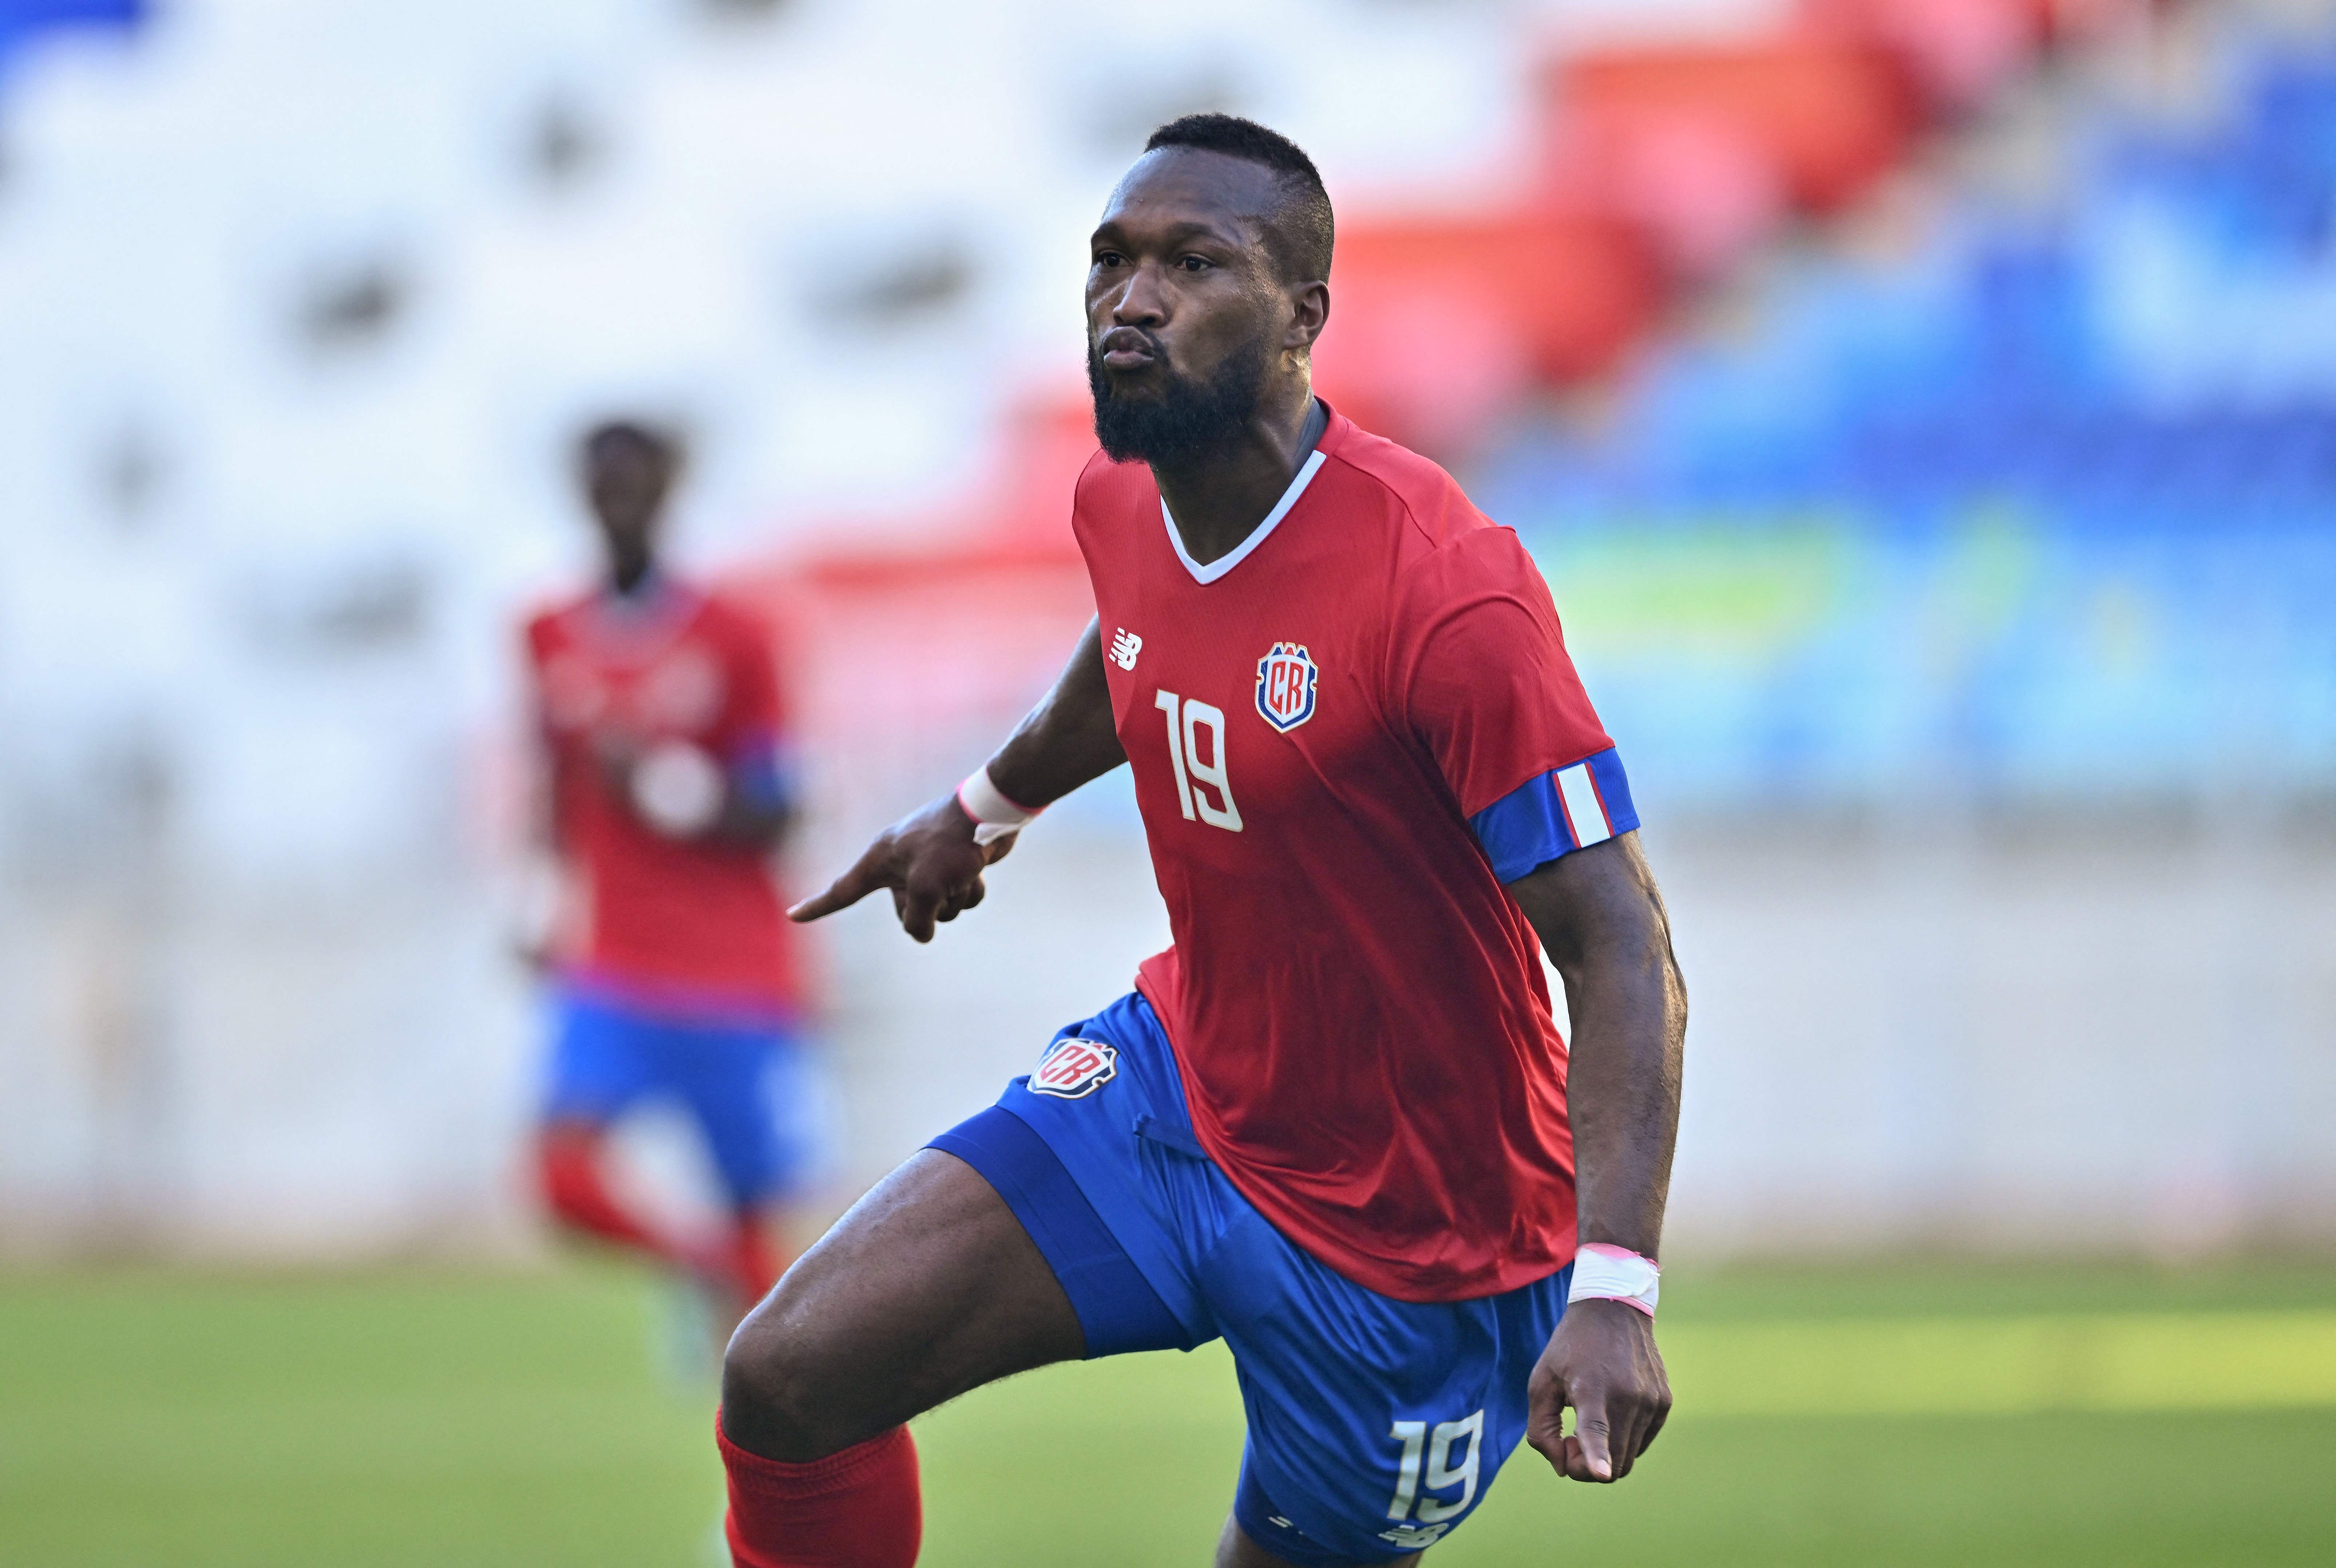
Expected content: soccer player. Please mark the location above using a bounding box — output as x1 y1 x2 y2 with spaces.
717 116 1685 1568
521 420 813 1331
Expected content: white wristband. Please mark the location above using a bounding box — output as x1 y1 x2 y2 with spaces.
956 765 1042 847
1568 1243 1660 1318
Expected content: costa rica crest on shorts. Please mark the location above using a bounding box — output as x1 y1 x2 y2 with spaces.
1029 1036 1119 1098
1254 641 1319 733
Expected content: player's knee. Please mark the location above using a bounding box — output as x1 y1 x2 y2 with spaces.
719 1310 863 1463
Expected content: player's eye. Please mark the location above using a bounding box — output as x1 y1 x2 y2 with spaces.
1179 254 1212 272
1092 250 1127 269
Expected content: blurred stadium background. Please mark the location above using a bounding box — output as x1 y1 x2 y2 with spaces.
3 0 2333 1564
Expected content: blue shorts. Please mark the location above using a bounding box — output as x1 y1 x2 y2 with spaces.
543 985 813 1209
929 992 1568 1565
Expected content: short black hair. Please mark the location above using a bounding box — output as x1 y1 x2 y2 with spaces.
582 418 679 466
1143 113 1333 285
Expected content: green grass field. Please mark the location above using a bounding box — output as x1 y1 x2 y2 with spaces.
4 1259 2332 1567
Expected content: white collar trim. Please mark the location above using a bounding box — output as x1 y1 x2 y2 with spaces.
1161 449 1327 585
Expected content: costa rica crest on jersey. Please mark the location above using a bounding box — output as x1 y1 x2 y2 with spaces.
1029 1036 1118 1098
1254 641 1319 733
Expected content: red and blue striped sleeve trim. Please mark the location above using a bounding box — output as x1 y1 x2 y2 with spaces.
1468 747 1638 883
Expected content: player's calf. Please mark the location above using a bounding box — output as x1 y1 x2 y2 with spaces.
537 1122 677 1261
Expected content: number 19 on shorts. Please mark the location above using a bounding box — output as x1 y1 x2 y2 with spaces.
1155 690 1242 832
1387 1410 1483 1526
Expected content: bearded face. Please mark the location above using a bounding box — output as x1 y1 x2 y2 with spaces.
1087 326 1271 466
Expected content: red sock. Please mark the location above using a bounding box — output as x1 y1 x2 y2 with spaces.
718 1419 921 1568
538 1133 675 1262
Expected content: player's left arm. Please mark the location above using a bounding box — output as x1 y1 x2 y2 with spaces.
1399 528 1682 1484
710 765 795 849
701 740 797 850
1506 835 1685 1483
710 615 802 852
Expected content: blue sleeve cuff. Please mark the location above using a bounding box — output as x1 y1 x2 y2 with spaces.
1469 748 1638 883
726 737 797 815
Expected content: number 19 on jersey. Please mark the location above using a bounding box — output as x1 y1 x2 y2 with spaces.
1154 690 1242 832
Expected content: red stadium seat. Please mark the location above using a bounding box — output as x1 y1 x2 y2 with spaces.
1801 0 2051 110
1551 35 1924 215
1540 102 1787 280
1315 207 1661 455
974 394 1106 553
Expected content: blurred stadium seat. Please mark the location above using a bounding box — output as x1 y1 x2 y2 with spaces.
0 0 142 73
1804 0 2058 110
1553 34 1923 218
1312 208 1660 452
1466 23 2336 807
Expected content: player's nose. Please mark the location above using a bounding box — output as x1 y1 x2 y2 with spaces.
1109 261 1169 326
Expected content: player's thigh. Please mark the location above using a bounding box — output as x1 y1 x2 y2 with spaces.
721 1147 1083 1461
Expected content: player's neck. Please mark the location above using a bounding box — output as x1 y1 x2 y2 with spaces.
1154 393 1326 568
607 557 658 599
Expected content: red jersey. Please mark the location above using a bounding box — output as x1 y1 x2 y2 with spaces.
1073 407 1619 1302
524 578 804 1023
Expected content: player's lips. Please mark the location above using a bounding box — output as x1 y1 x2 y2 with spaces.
1097 328 1160 372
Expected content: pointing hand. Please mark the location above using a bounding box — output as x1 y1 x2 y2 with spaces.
788 792 1017 943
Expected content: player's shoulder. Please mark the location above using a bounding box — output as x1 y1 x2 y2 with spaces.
1317 408 1499 555
1072 447 1156 514
521 586 594 652
1318 409 1532 589
693 582 772 638
678 583 782 672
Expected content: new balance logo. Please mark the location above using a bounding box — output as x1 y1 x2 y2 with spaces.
1109 628 1143 670
1379 1523 1452 1550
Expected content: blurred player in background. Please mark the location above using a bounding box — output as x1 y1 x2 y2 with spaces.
717 118 1684 1568
519 420 812 1335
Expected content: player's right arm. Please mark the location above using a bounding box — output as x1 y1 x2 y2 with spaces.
788 616 1124 942
514 625 571 971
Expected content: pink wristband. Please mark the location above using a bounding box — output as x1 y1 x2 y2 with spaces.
1567 1243 1660 1317
956 766 1041 846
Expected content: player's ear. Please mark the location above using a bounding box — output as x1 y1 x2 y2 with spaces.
1284 279 1329 353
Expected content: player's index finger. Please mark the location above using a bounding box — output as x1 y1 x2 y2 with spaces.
787 863 879 922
